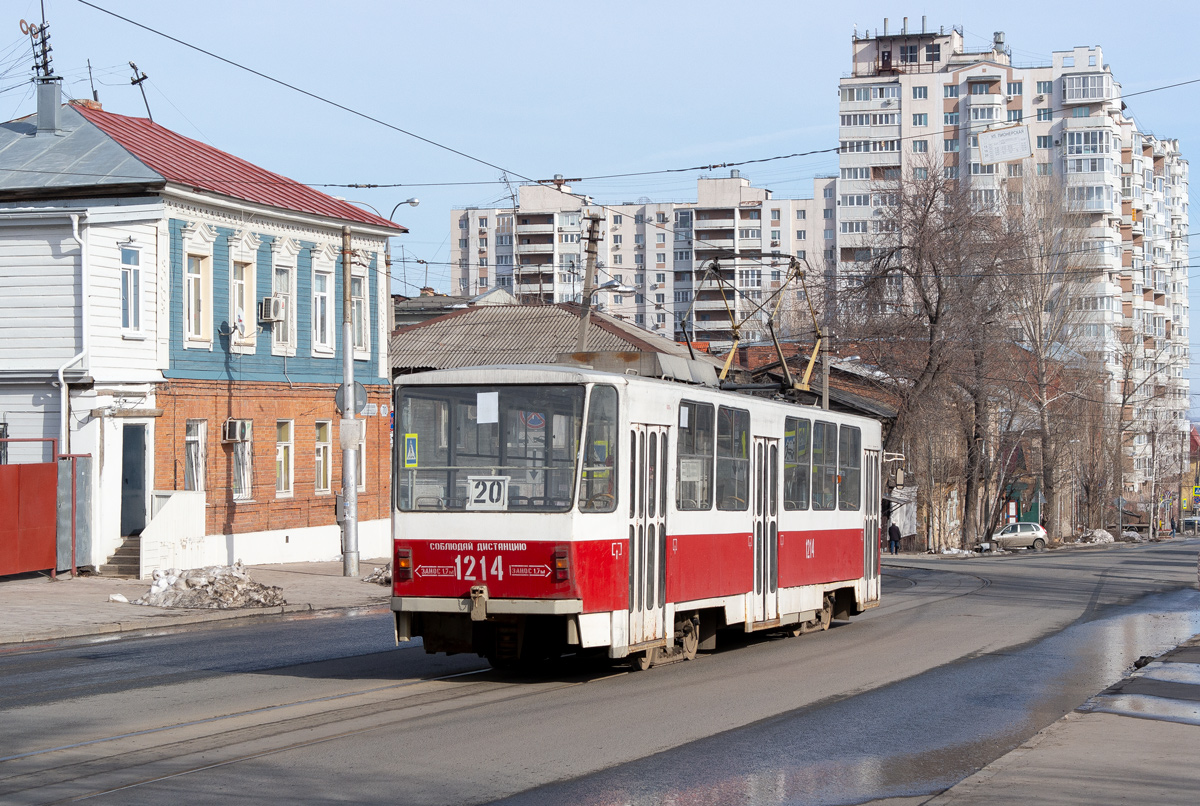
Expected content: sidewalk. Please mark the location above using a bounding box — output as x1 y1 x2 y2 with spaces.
922 633 1200 805
0 558 393 645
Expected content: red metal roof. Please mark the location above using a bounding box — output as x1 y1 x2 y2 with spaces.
73 105 404 231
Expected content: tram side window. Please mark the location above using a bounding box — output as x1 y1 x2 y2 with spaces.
676 400 714 510
783 417 810 510
716 406 750 511
838 425 862 510
579 385 619 512
812 421 838 511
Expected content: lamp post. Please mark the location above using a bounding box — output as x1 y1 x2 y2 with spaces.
341 198 417 578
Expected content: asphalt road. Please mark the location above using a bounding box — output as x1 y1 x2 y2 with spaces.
2 539 1198 806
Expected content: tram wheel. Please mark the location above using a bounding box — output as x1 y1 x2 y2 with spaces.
679 617 699 661
633 648 657 671
795 593 834 636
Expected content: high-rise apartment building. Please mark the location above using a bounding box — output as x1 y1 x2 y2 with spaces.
835 21 1189 490
448 21 1189 492
450 174 831 345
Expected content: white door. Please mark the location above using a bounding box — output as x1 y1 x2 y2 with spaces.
628 424 668 646
752 437 779 623
864 449 881 601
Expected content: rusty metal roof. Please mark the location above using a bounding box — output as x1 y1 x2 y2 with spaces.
0 103 402 231
390 303 717 373
73 105 403 230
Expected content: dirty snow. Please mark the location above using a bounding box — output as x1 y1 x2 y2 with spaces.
1079 529 1114 544
362 562 391 586
131 562 286 609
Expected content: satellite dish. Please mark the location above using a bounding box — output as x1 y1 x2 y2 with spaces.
234 307 246 338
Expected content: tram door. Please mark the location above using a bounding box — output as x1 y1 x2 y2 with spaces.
752 436 779 624
628 424 668 646
864 449 881 601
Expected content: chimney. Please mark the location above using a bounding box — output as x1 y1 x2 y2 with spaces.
36 77 62 136
903 17 908 35
883 18 888 36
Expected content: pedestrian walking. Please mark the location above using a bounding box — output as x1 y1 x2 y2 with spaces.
888 521 901 555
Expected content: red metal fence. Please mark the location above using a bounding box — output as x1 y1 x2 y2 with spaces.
0 438 59 576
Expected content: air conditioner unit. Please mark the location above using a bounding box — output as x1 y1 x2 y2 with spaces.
635 243 644 249
1034 94 1044 102
222 419 250 443
259 295 285 322
1006 94 1015 101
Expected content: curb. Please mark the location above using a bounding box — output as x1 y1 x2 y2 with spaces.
4 601 391 647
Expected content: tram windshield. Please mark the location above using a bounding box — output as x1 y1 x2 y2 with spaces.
396 384 585 512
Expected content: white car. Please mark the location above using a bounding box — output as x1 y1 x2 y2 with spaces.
980 522 1048 551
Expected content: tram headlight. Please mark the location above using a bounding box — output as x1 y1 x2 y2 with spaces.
553 546 570 583
395 547 413 582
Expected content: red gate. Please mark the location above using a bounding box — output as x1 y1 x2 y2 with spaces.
0 438 59 576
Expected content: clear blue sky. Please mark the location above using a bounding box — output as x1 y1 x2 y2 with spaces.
6 0 1199 394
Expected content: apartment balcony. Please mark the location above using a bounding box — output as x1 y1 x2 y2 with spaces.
694 217 736 230
515 223 554 235
694 236 736 250
693 297 734 312
515 242 555 254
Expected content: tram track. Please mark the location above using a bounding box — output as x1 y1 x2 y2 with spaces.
0 662 633 805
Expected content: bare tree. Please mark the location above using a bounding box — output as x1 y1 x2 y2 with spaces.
997 171 1102 543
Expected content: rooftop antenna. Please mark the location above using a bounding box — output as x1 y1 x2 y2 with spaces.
20 10 52 78
129 62 152 121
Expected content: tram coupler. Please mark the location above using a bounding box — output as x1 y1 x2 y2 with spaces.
469 585 489 621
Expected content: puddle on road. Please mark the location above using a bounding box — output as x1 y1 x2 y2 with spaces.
493 589 1200 806
1084 693 1200 726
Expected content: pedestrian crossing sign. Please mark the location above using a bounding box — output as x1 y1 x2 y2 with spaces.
404 433 418 468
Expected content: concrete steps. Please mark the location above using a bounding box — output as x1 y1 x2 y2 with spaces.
99 535 140 577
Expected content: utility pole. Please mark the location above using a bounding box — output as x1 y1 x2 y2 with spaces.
574 213 602 352
129 62 152 121
821 329 830 411
341 225 359 577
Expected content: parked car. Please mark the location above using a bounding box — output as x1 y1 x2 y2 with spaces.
978 522 1048 552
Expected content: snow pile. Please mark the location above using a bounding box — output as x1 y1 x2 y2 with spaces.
941 547 973 555
363 562 392 586
1079 529 1114 544
132 563 286 609
1121 530 1144 542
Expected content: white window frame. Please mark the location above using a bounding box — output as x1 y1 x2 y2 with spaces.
312 269 334 355
232 421 254 501
181 222 216 348
272 263 296 356
351 271 369 359
184 419 206 491
276 419 293 497
185 254 212 346
226 230 261 353
120 246 142 333
315 420 332 493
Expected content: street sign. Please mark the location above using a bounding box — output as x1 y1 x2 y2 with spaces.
404 433 419 468
335 381 368 414
978 124 1032 165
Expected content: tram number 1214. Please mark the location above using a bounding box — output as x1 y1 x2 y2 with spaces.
455 554 505 582
466 475 509 511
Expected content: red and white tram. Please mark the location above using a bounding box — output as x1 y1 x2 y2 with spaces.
390 364 882 668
